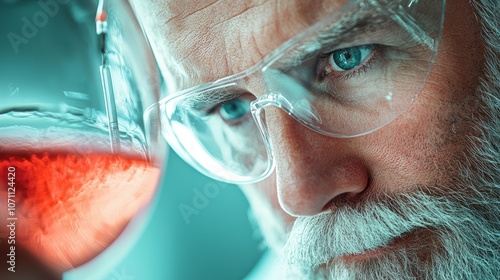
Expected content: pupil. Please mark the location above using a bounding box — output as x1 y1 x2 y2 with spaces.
333 47 361 71
220 99 249 121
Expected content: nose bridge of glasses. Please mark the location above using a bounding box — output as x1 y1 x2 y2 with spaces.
250 92 292 112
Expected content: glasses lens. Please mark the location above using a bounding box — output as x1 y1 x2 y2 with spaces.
161 0 444 183
259 0 443 137
161 85 273 183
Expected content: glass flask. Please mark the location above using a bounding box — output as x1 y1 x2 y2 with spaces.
0 0 166 276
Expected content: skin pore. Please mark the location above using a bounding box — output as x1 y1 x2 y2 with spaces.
132 0 499 278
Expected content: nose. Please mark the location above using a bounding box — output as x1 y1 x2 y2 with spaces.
267 109 370 217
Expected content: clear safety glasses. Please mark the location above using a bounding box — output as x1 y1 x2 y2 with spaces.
158 0 446 184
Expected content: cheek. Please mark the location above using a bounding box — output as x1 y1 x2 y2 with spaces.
363 78 480 192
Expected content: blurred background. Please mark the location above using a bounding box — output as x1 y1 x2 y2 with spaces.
0 0 264 279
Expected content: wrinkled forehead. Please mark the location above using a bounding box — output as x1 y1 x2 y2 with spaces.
134 0 348 90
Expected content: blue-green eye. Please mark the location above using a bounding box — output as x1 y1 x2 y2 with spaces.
330 45 375 71
219 98 251 122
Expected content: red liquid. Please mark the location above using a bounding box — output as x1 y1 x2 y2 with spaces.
0 151 160 273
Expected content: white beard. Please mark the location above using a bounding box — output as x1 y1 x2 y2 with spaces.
283 190 500 279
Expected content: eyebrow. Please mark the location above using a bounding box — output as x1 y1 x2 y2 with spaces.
270 11 395 72
182 83 246 112
277 2 438 73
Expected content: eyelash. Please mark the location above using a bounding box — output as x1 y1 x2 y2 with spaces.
317 45 382 81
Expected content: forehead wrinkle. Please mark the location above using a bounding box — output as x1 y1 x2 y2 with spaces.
161 0 219 26
161 1 277 84
174 1 342 76
167 0 271 35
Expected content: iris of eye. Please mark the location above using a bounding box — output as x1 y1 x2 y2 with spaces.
332 46 363 71
219 99 250 121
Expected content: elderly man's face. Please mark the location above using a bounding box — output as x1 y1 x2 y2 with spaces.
133 0 499 278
